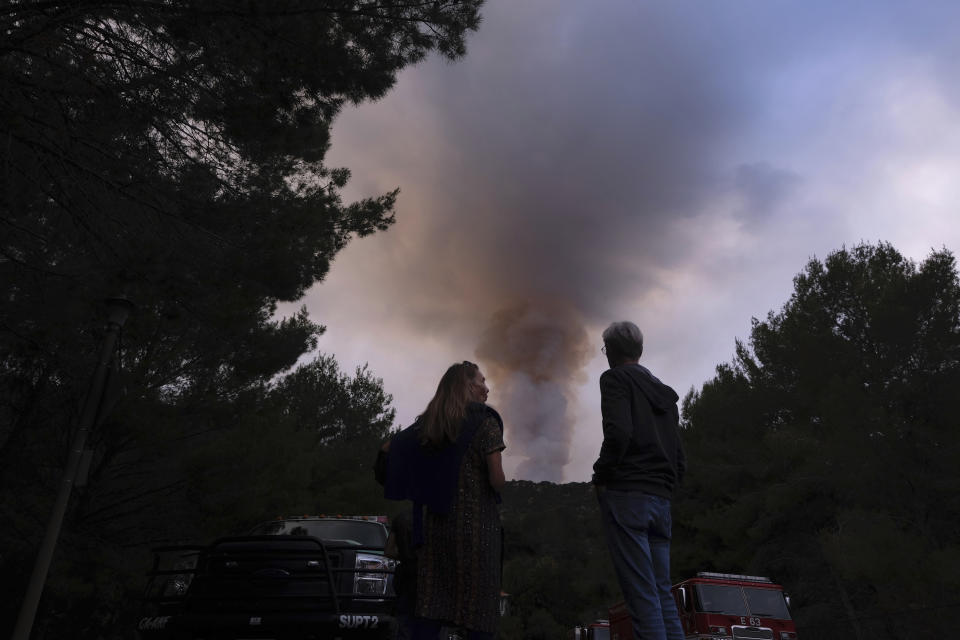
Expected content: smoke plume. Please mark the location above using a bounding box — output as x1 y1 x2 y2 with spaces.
297 0 960 482
476 301 593 483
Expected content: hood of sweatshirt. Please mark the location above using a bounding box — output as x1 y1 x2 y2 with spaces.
619 364 680 413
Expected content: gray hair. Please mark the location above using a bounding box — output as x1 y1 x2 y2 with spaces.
602 321 644 359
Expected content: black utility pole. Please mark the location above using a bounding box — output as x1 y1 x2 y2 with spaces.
12 298 134 640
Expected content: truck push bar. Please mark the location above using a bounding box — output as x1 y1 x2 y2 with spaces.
142 539 397 615
695 572 773 583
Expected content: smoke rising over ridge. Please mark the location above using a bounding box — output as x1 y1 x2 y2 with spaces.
476 302 592 482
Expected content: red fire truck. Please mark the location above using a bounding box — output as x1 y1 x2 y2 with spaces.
609 572 798 640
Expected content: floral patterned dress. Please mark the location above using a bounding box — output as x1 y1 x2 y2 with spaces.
415 416 506 633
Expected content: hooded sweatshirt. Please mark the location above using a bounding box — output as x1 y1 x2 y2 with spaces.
591 363 686 496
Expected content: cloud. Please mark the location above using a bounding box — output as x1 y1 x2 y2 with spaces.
299 0 960 481
735 163 802 223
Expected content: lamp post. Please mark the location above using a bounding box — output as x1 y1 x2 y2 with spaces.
12 297 134 640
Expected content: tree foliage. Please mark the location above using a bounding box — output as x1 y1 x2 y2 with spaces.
0 2 482 637
498 481 620 639
676 243 960 637
184 354 398 539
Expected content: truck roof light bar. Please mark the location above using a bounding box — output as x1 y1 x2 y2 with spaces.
696 572 773 583
274 515 383 522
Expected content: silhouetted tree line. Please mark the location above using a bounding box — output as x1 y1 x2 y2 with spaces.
0 1 481 638
676 243 960 639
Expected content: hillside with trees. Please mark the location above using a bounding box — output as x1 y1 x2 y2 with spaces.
497 481 619 640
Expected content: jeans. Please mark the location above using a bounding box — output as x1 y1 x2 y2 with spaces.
597 489 684 640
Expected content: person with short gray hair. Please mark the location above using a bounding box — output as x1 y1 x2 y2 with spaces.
593 322 686 640
601 321 644 360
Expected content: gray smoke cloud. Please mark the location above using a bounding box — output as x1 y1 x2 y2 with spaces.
304 0 960 481
386 2 752 483
475 301 592 482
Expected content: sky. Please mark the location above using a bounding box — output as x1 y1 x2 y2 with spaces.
281 0 960 483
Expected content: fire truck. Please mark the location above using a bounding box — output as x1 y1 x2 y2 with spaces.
609 572 798 640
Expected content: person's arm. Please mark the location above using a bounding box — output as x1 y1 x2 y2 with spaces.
592 370 632 484
487 450 506 492
373 438 391 487
478 414 506 492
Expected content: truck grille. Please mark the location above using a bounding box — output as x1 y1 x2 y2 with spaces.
143 535 395 620
732 626 774 640
185 536 344 613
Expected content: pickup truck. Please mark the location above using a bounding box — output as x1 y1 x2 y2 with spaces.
137 516 397 639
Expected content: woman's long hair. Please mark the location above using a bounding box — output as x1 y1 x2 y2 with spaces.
419 361 479 447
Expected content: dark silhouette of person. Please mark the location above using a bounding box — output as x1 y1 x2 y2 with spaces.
381 361 505 640
593 322 686 640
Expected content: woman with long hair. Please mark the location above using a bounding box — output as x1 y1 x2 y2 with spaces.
385 361 506 640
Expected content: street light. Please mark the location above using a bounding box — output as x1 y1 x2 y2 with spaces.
12 297 134 640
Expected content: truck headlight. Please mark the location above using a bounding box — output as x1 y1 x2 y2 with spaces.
162 556 198 597
354 553 395 596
